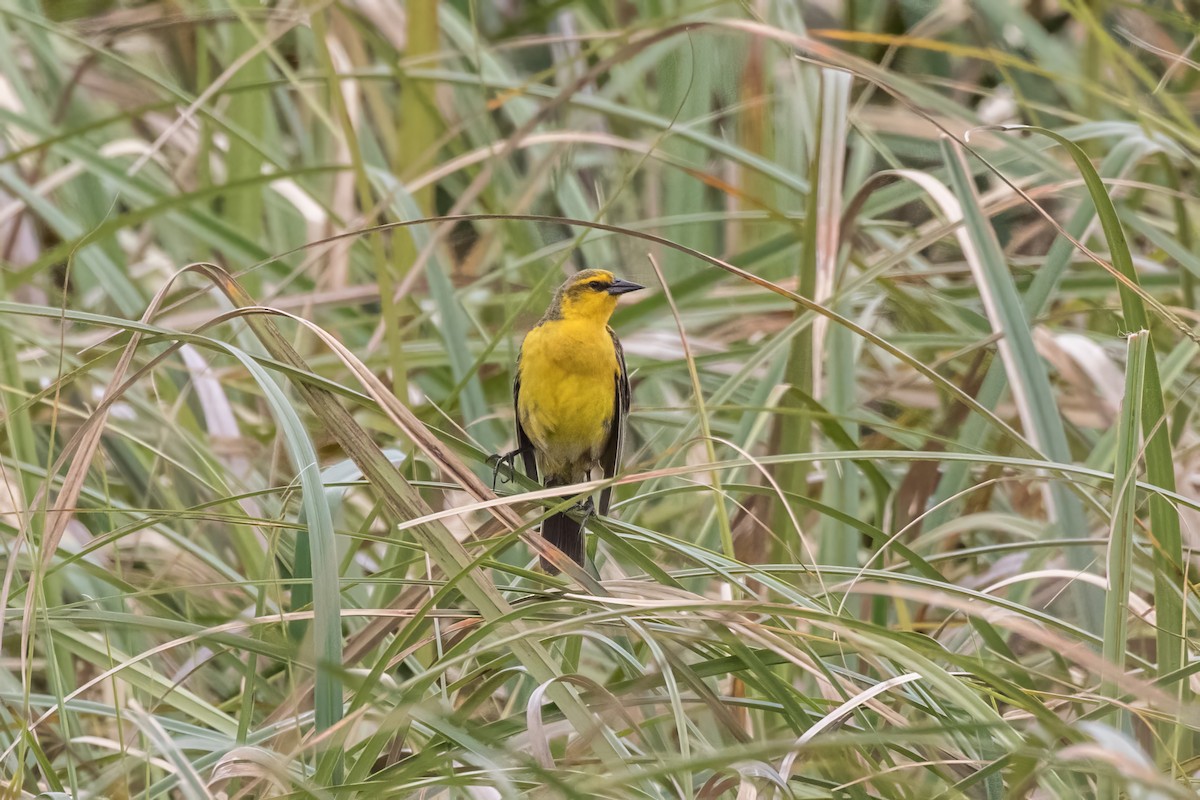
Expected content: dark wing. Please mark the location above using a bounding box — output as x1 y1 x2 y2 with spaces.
598 326 630 516
513 351 538 482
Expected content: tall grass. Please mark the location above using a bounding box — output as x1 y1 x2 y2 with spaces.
1 1 1198 797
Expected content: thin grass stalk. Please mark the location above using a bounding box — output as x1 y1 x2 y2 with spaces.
770 87 820 555
195 19 213 189
1160 154 1195 311
812 69 856 571
399 0 439 216
389 0 439 401
1101 330 1147 794
736 34 771 249
224 0 268 297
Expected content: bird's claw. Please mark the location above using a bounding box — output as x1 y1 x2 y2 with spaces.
575 496 595 527
490 449 520 490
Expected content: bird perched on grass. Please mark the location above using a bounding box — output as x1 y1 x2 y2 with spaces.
498 269 643 572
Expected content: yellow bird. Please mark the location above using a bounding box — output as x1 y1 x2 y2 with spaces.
500 269 643 571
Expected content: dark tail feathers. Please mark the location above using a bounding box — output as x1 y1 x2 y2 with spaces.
540 508 584 573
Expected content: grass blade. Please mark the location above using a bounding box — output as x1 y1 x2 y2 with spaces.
1100 329 1147 800
999 126 1190 762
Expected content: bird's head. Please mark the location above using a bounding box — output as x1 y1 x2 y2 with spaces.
551 269 644 324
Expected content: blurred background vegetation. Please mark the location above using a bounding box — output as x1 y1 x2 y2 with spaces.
1 0 1199 797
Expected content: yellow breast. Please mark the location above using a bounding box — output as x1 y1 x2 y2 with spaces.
517 319 618 480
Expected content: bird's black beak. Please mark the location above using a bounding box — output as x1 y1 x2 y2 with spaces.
607 278 645 295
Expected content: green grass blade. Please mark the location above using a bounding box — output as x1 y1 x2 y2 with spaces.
1100 329 1147 800
1000 126 1190 760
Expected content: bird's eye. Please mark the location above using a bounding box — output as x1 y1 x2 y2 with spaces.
588 280 606 291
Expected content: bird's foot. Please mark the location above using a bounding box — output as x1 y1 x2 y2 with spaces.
575 496 595 528
489 449 521 490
